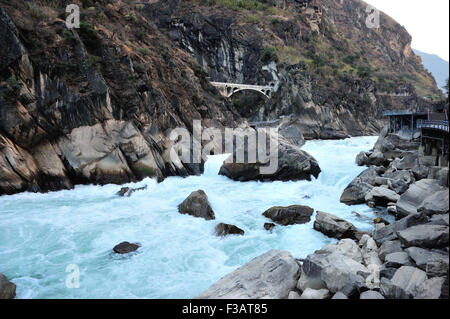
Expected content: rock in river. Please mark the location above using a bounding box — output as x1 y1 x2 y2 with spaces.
195 250 300 299
340 166 379 205
313 211 358 240
215 223 245 237
219 133 321 182
178 190 215 220
0 273 16 299
113 242 140 254
262 205 314 226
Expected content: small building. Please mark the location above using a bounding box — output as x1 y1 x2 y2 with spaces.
383 106 449 166
383 109 428 140
417 106 449 165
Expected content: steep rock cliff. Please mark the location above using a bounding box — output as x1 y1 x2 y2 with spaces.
145 0 441 138
0 0 242 195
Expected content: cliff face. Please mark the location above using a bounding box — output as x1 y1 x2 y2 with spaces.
145 0 441 138
0 0 443 195
0 0 241 195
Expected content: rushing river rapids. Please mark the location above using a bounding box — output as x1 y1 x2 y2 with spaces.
0 136 390 299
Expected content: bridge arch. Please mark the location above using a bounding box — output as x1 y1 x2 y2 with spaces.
210 82 274 99
228 87 271 99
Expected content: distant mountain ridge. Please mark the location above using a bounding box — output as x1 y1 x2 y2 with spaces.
414 49 449 92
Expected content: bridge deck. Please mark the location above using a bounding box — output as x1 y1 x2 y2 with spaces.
417 120 449 133
210 82 274 90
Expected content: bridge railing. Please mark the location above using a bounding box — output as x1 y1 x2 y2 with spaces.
417 120 449 133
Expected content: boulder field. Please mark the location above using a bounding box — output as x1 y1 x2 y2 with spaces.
195 129 449 300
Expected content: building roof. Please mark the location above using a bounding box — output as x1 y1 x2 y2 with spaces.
383 110 428 117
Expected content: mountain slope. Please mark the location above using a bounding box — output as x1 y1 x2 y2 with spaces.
414 49 449 92
0 0 241 195
145 0 442 138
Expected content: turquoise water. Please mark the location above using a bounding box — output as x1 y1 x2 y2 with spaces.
0 136 380 299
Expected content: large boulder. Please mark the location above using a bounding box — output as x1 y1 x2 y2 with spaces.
396 179 445 218
356 151 370 166
397 225 449 249
219 133 320 182
429 214 449 226
195 250 300 299
414 277 447 299
384 252 413 268
313 211 358 240
215 223 245 237
380 266 427 299
262 205 314 226
379 240 403 262
360 291 385 299
373 212 429 246
301 239 370 296
178 190 215 220
113 242 140 254
0 273 16 299
299 288 331 299
359 235 382 266
364 187 400 207
405 247 449 276
340 166 379 205
417 190 449 216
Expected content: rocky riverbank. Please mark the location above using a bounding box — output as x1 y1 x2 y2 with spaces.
196 130 449 299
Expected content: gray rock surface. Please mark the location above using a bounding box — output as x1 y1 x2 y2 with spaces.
288 291 301 299
381 266 427 299
365 187 400 206
302 239 369 296
429 214 449 226
313 211 358 240
396 179 445 218
219 134 321 182
384 252 413 268
113 242 140 254
414 277 446 299
340 167 378 205
360 290 385 299
215 223 245 237
178 190 215 220
300 288 331 299
417 190 449 216
397 225 449 248
0 273 16 299
379 240 403 262
195 250 300 299
405 247 448 273
331 292 349 299
262 205 314 226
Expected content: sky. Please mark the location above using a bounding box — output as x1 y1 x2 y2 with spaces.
366 0 449 62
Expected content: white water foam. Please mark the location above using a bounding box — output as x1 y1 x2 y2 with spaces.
0 136 385 299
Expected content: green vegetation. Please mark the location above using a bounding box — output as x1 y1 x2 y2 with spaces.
87 55 102 69
197 0 273 11
137 167 156 177
193 65 209 78
134 63 146 73
246 15 260 24
79 21 100 49
6 76 21 91
28 3 46 20
82 0 95 8
261 46 278 64
138 47 151 56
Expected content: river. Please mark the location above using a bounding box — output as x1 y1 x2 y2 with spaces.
0 136 386 298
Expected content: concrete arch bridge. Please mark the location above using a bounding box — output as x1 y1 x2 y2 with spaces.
210 82 275 99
